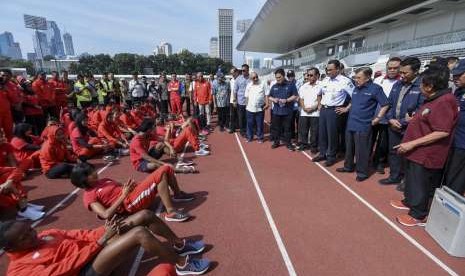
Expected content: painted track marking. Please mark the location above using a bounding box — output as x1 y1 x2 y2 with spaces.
235 133 297 276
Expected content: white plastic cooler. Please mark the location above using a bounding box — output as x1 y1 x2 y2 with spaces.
425 186 465 257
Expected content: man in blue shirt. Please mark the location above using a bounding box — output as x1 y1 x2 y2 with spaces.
379 57 424 190
443 58 465 195
268 69 299 150
234 64 251 137
336 67 389 182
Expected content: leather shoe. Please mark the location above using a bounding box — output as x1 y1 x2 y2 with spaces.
312 155 326 162
378 178 401 185
356 176 369 182
324 160 335 167
336 167 354 173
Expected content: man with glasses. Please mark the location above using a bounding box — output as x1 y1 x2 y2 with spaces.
234 64 251 137
268 69 298 150
313 60 354 167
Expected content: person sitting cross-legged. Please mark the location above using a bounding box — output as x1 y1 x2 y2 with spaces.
70 162 193 222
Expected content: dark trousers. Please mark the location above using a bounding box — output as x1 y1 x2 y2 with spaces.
229 104 238 130
246 111 264 140
337 113 348 154
388 128 405 181
217 106 229 128
443 147 465 195
290 110 299 140
298 116 319 150
372 124 389 166
344 129 372 178
43 106 58 120
161 100 169 117
271 113 292 145
182 97 191 116
403 160 443 219
25 114 46 136
319 108 339 162
237 104 247 135
46 163 75 179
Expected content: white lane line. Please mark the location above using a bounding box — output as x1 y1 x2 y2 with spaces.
234 133 297 276
129 143 189 276
301 151 459 276
31 162 113 228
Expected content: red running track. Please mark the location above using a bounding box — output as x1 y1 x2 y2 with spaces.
1 127 465 275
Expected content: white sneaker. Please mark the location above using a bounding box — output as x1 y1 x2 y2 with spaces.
103 155 116 163
118 148 130 156
200 143 210 150
195 149 210 156
18 207 45 221
177 160 194 166
27 203 45 211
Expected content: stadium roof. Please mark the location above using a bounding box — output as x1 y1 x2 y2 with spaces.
237 0 442 53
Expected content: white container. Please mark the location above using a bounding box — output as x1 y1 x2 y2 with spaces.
426 186 465 257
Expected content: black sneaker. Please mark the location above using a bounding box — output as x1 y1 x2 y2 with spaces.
287 145 295 151
271 142 280 149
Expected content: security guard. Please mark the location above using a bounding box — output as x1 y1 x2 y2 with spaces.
336 67 389 182
74 74 92 109
379 57 424 190
313 59 354 167
100 72 114 105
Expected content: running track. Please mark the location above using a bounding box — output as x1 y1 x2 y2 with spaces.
1 126 465 275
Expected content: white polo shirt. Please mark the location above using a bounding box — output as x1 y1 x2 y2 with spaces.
245 81 266 113
374 75 399 97
299 82 321 117
318 74 354 106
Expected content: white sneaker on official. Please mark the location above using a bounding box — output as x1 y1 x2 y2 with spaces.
195 149 210 156
27 203 45 211
18 207 45 221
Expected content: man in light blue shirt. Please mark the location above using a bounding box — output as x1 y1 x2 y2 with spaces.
234 64 251 137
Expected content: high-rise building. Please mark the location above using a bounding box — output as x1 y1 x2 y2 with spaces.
155 42 173 56
27 52 37 61
0 32 23 59
63 32 75 56
263 58 273 69
46 21 65 57
33 31 51 59
246 56 260 70
209 37 219 58
218 9 233 63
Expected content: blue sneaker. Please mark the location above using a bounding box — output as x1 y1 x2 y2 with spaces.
176 255 210 275
175 239 206 256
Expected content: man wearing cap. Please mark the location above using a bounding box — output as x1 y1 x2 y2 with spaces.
443 59 465 195
212 73 230 132
234 64 251 137
313 59 354 167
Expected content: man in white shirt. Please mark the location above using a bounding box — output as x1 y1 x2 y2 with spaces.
244 72 267 142
372 57 401 173
297 68 321 153
228 68 240 133
128 72 147 104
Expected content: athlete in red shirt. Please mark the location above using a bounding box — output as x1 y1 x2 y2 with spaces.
168 74 182 115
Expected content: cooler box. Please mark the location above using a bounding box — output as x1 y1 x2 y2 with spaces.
425 186 465 257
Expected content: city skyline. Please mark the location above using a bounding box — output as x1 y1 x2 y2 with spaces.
218 9 233 63
0 0 273 66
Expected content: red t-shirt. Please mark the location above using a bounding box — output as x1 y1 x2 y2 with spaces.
168 80 181 100
82 178 123 211
194 80 212 105
129 135 149 168
70 127 89 154
10 137 41 162
403 91 458 169
0 143 14 167
23 94 43 116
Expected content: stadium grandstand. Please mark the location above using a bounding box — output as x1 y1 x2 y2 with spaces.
238 0 465 74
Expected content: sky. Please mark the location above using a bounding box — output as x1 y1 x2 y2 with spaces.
0 0 276 67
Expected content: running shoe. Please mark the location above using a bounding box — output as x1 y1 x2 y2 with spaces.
165 210 190 222
390 199 409 210
396 214 426 227
27 203 45 211
200 143 210 150
174 239 206 256
17 207 45 221
176 255 210 275
195 149 210 156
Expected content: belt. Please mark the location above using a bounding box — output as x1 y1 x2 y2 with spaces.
321 105 342 109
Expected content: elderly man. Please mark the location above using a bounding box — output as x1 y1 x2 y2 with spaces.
245 72 267 142
336 67 389 182
234 64 251 137
212 73 231 131
443 59 465 195
390 65 458 227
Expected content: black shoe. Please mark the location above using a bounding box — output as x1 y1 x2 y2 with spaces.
356 176 369 182
375 164 385 174
378 178 401 185
336 167 354 173
310 148 318 154
396 182 405 192
287 145 295 151
295 144 305 151
271 142 280 149
324 160 335 167
312 155 326 162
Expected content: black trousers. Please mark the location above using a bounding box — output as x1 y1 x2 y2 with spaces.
298 116 319 150
160 100 169 117
43 106 58 120
387 128 405 181
46 163 75 179
25 114 46 136
229 103 238 130
182 97 191 116
344 129 372 178
237 104 247 135
337 112 348 154
443 147 465 195
403 160 443 219
372 124 389 166
271 113 292 145
290 110 299 140
217 106 229 128
319 108 339 162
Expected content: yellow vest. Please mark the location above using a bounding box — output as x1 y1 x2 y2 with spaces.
74 81 92 106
